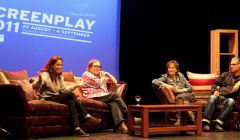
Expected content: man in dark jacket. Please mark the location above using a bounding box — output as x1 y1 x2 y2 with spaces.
202 57 240 132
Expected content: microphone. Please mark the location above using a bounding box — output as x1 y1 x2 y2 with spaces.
216 86 220 92
216 86 221 95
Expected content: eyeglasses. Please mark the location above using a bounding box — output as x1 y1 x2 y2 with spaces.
229 63 239 66
92 65 102 68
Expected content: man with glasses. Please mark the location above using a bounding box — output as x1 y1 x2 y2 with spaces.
202 57 240 132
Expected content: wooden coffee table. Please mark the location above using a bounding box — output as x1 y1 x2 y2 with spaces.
127 104 202 138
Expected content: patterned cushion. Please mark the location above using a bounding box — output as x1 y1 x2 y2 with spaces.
9 79 38 101
186 71 219 99
0 72 10 84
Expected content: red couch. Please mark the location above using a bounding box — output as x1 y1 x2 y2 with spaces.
0 70 127 139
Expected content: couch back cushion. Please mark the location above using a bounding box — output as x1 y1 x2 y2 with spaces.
0 70 38 100
0 72 10 84
108 82 128 100
9 79 38 101
62 72 84 98
186 71 219 99
62 71 75 82
0 70 28 80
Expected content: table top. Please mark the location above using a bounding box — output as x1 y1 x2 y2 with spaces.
128 104 202 109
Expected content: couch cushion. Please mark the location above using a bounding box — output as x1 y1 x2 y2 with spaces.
62 71 75 82
78 97 110 111
186 71 219 99
0 70 28 80
108 82 127 99
28 100 69 116
0 72 10 84
9 80 38 101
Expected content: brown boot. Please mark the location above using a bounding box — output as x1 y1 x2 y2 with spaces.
114 121 128 133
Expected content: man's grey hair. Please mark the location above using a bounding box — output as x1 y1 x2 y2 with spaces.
232 57 240 63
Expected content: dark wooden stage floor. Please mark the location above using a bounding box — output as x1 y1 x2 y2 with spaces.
28 129 240 140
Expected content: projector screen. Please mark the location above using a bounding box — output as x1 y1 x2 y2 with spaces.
0 0 121 79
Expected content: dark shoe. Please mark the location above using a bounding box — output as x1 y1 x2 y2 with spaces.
213 119 224 132
74 127 90 137
202 123 211 132
214 123 224 132
85 116 101 125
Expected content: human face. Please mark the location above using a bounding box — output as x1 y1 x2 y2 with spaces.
167 63 177 76
229 58 240 73
90 61 101 75
52 59 63 74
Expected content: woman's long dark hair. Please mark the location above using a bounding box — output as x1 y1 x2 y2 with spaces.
40 56 63 83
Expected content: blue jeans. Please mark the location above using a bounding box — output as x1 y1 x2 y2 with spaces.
203 95 235 121
93 93 127 127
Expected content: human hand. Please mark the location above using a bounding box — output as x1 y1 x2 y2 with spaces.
99 71 106 78
160 83 174 90
37 72 42 81
171 86 185 93
76 78 86 86
213 90 220 96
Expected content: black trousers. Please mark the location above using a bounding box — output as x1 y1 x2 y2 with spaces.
45 93 88 129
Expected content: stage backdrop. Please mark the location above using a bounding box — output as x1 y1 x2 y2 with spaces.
0 0 121 78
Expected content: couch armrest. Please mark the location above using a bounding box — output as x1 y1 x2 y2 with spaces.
0 84 29 117
108 81 128 100
152 84 175 104
235 91 240 112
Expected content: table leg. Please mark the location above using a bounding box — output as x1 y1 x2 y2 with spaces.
141 108 149 138
127 108 134 135
196 107 202 136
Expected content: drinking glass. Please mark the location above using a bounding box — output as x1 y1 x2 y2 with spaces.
135 95 141 105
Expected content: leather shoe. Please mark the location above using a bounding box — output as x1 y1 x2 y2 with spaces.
74 127 90 137
114 129 128 134
85 116 101 125
114 121 128 134
113 126 128 134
